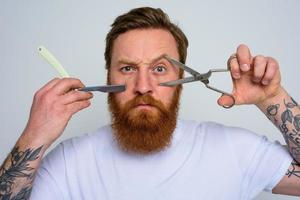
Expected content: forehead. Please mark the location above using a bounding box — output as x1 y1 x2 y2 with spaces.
111 29 179 64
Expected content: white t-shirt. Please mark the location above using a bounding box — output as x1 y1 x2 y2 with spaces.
31 119 292 200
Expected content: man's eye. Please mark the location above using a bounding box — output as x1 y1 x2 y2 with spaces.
120 66 136 73
153 66 167 73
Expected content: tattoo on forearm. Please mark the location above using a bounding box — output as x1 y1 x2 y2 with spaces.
286 160 300 178
0 145 43 200
267 97 300 163
267 104 280 116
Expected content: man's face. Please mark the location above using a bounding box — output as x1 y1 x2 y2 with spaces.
109 28 180 110
108 28 182 154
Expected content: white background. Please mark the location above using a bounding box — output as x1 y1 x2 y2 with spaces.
1 0 300 199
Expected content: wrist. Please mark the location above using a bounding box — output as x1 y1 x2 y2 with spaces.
255 86 288 110
19 127 52 151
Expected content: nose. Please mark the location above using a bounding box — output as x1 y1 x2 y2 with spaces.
133 70 154 95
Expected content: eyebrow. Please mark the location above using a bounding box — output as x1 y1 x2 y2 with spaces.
117 53 169 66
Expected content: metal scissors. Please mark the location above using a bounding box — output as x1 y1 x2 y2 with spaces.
159 55 235 108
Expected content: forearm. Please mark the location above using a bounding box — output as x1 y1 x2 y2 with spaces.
0 132 48 200
0 78 92 200
257 87 300 163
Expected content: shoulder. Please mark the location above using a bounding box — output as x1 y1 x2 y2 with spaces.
61 125 113 151
178 119 262 142
198 120 266 146
42 125 113 165
178 119 278 159
177 119 226 134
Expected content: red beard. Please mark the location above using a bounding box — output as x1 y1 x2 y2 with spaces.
108 86 181 154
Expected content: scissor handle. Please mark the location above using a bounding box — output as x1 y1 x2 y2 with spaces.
202 69 235 108
205 83 235 109
202 69 234 108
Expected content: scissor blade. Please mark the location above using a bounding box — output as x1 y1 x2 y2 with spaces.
164 55 200 76
159 76 197 86
79 84 126 93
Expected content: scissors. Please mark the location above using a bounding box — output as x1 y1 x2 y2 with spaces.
159 55 235 108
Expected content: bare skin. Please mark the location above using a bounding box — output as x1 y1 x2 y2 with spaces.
0 78 93 199
0 29 299 199
109 29 180 110
221 44 300 195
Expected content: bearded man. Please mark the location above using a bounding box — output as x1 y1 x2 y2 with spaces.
1 7 300 200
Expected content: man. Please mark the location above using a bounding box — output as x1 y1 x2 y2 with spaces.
0 7 300 200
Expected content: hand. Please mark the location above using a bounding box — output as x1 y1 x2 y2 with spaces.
218 44 282 107
22 78 93 147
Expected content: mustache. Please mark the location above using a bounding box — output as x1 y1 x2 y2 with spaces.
124 94 168 113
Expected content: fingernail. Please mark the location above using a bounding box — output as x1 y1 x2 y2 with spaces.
262 80 269 85
240 64 250 72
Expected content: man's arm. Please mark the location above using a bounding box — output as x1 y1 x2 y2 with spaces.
0 78 93 200
219 44 300 195
256 88 300 195
258 88 300 163
0 137 45 199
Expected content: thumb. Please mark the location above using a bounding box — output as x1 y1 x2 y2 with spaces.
217 94 235 108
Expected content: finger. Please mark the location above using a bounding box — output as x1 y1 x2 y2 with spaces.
228 54 241 79
36 78 60 94
252 55 267 83
217 94 235 107
67 100 91 115
60 90 93 105
237 44 252 72
51 78 85 95
261 57 279 85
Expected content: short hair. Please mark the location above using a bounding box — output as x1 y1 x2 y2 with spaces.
104 7 189 70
